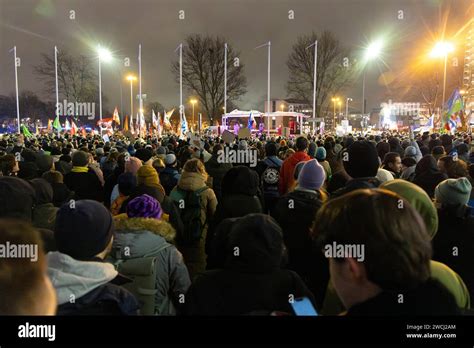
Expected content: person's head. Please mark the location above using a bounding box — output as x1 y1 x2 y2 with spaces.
152 158 166 173
312 189 431 310
124 156 142 175
126 194 163 219
0 176 36 221
297 159 326 191
380 179 438 238
376 168 394 184
0 219 56 315
135 148 153 164
401 157 417 171
117 172 137 196
71 150 89 167
29 178 54 205
183 158 208 180
342 141 379 178
0 154 19 176
136 165 161 188
308 142 317 158
431 146 445 160
446 159 469 179
435 178 472 208
404 146 417 159
165 154 177 168
36 154 54 175
42 170 64 184
315 147 327 161
55 200 114 260
295 136 309 152
383 152 402 174
264 142 277 157
437 155 453 174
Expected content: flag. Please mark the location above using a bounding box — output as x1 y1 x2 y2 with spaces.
442 89 464 131
81 127 87 137
156 112 162 137
65 118 71 131
124 115 129 131
53 116 62 131
135 113 140 130
21 124 32 137
112 107 120 125
47 119 52 132
180 111 189 137
152 110 158 128
71 120 78 135
139 112 146 137
164 109 173 127
247 111 255 129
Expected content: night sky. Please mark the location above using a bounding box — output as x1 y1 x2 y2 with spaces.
0 0 471 116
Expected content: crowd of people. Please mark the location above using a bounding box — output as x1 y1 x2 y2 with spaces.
0 128 473 316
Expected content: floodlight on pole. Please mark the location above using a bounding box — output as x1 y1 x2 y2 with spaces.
190 99 197 129
126 75 137 117
98 45 113 124
429 41 455 108
362 39 384 116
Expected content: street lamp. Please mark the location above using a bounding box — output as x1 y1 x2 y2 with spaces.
332 97 340 130
280 103 285 112
338 100 342 117
98 46 113 123
126 75 137 117
430 41 455 109
362 40 383 116
345 98 353 120
190 98 197 130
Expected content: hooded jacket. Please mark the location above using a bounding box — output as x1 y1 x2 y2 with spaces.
47 251 139 315
205 155 232 202
278 151 311 195
185 214 315 315
112 216 191 315
30 178 59 231
412 155 447 198
433 205 474 301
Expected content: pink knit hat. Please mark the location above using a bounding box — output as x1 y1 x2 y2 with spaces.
124 156 142 176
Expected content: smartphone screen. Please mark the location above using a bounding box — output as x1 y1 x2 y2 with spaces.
291 297 318 316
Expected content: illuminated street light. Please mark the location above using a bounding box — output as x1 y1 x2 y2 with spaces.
429 41 455 108
362 39 384 116
332 97 340 130
98 46 113 123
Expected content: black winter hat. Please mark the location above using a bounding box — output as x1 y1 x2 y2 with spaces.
343 140 379 178
135 148 153 163
0 176 35 220
55 200 113 260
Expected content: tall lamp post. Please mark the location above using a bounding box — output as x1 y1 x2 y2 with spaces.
362 40 383 116
331 97 340 130
430 41 455 109
345 97 353 120
97 46 113 123
126 75 137 117
190 99 197 130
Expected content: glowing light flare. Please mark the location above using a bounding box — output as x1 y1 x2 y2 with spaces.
126 75 137 82
365 40 383 61
429 41 455 58
98 47 113 62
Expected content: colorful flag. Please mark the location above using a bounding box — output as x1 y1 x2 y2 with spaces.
65 118 71 131
247 111 255 129
81 127 87 137
156 112 162 137
71 120 78 135
112 107 121 125
152 110 158 128
53 116 62 131
180 111 189 137
443 89 464 131
47 119 52 132
164 109 173 127
21 124 32 137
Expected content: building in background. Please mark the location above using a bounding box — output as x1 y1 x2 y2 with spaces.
463 17 474 117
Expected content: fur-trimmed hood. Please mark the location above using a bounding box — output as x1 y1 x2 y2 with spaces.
113 214 176 242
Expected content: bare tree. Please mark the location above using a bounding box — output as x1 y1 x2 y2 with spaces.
34 50 99 104
286 31 356 117
172 35 247 123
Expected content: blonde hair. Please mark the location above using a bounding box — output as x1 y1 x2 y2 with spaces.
183 158 208 180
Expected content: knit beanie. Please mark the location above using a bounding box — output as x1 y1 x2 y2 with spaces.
124 156 142 175
0 176 35 221
404 146 417 158
308 142 317 158
165 154 177 166
315 147 327 161
55 200 113 260
376 168 394 183
435 178 472 207
36 154 54 173
118 172 137 196
126 194 163 219
137 165 160 187
297 159 326 190
72 151 89 167
343 140 379 178
135 148 153 163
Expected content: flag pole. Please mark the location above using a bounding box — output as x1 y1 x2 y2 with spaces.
11 46 20 134
224 43 227 115
267 41 271 137
179 43 183 133
55 46 60 137
138 44 143 137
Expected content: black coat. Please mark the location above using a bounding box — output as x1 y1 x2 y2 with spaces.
412 155 447 198
331 177 380 198
432 206 474 300
64 169 103 202
186 214 315 315
205 156 232 202
347 279 459 316
272 189 328 308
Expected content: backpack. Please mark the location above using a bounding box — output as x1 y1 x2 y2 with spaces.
170 186 209 245
261 158 280 198
110 243 171 315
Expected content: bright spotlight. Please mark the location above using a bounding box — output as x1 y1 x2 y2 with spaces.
365 40 383 61
429 41 455 58
98 47 113 62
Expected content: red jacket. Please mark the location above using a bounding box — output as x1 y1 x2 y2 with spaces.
278 151 311 195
